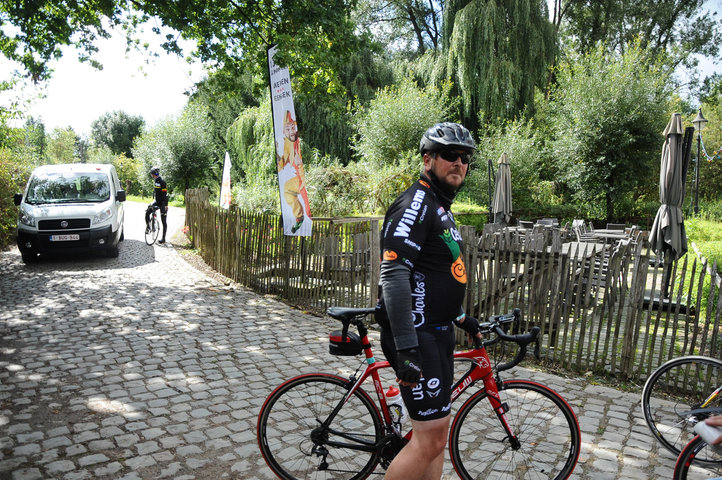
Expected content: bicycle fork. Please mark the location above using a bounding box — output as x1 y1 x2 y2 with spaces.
482 375 522 450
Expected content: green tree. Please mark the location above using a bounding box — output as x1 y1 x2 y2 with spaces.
354 0 443 55
545 43 672 221
188 69 260 159
551 0 721 92
439 0 557 129
46 127 79 164
1 0 362 99
226 98 277 187
134 103 216 194
352 77 458 165
90 111 145 158
23 117 46 157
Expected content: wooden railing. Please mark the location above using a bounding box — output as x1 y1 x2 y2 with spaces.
185 188 721 380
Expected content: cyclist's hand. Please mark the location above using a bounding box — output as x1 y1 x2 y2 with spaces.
454 314 481 338
396 348 422 386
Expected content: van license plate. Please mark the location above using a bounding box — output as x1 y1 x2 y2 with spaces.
50 234 80 241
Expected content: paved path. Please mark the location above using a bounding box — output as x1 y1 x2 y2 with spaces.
0 202 682 479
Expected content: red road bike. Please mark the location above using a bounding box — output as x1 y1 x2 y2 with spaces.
257 307 581 479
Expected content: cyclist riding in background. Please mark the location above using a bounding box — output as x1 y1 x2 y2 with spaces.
145 166 168 244
375 122 482 480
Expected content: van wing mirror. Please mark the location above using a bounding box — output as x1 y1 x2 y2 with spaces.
14 193 23 206
116 190 126 202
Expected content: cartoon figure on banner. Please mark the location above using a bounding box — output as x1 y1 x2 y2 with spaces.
276 110 311 233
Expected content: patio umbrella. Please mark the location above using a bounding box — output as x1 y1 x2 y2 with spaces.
649 113 689 298
492 152 512 226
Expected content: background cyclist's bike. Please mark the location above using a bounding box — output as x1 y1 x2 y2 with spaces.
145 205 160 245
257 307 581 480
641 355 722 478
641 355 722 458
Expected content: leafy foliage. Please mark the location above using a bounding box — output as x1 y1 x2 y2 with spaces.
440 0 557 128
558 0 721 74
352 77 457 165
45 127 80 164
133 103 217 195
466 115 551 210
90 110 145 158
0 0 123 82
545 43 673 221
0 148 31 249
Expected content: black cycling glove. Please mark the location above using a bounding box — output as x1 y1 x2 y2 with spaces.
453 314 480 337
396 348 423 384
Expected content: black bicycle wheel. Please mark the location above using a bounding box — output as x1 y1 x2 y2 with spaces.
257 373 383 480
449 379 581 480
673 436 722 480
641 356 722 457
145 216 160 245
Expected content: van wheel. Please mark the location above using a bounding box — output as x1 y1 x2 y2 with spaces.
106 245 119 258
21 252 37 264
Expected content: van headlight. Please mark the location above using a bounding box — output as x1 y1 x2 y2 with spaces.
93 208 112 225
19 208 35 227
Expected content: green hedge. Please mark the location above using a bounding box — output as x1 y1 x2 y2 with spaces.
0 151 30 250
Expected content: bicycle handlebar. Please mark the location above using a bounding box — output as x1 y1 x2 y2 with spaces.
474 308 540 372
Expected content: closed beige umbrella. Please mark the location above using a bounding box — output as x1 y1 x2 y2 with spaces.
492 153 512 226
649 113 689 298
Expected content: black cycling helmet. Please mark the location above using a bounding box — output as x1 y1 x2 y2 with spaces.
419 122 476 154
150 166 160 175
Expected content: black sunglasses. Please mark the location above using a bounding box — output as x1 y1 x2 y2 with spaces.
436 149 472 165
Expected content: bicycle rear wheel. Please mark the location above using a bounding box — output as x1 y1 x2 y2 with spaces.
449 379 580 480
257 373 383 480
145 216 160 245
673 436 722 480
641 356 722 457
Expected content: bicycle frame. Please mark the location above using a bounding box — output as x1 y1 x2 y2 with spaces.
327 320 518 453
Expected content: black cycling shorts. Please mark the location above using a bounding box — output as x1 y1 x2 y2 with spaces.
381 324 455 421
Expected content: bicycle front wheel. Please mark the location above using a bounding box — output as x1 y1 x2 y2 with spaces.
257 373 383 480
641 356 722 457
673 436 722 480
145 216 160 245
449 379 580 480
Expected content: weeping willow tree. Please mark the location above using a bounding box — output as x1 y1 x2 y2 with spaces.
440 0 556 129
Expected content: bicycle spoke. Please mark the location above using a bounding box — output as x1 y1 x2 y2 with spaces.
450 380 579 480
258 375 382 480
642 356 722 458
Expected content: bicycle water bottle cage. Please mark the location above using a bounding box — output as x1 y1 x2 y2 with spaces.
329 330 363 356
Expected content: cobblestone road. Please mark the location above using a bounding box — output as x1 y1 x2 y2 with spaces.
1 202 683 479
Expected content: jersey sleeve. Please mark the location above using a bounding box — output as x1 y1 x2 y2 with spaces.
381 184 433 269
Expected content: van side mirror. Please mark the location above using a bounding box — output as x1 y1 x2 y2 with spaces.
116 190 126 202
14 193 23 206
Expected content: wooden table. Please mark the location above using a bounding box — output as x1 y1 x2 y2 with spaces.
590 230 629 243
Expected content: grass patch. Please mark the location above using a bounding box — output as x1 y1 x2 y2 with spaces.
127 194 185 207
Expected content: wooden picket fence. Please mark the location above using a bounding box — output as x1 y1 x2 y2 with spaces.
185 188 721 380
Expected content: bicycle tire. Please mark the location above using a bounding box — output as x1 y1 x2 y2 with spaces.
641 355 722 457
449 379 581 480
257 373 384 480
145 216 160 245
673 435 722 480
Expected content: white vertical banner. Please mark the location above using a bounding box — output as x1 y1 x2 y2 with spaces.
220 151 232 210
267 45 312 236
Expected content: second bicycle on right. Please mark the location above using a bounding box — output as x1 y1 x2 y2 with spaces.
641 355 722 468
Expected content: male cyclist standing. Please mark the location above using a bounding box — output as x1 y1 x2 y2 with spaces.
145 166 168 244
376 122 482 480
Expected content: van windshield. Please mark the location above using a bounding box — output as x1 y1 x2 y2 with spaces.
25 171 111 204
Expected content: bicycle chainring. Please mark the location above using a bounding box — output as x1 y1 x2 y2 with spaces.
379 434 409 468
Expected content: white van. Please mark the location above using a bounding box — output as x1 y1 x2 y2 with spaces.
13 163 126 263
